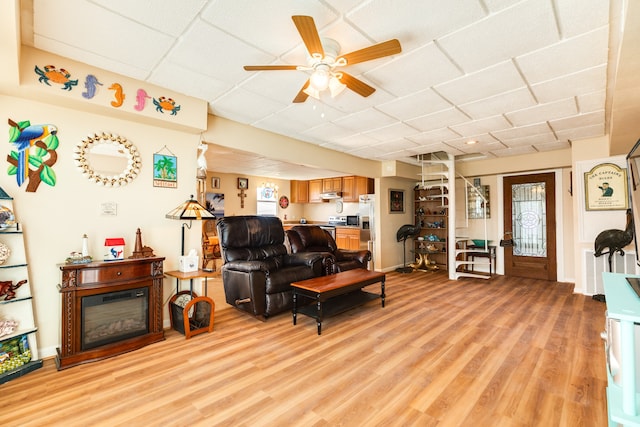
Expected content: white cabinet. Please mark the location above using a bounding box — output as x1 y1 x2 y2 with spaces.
0 188 42 384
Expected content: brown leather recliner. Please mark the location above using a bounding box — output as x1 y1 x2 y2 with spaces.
217 216 324 320
285 225 371 274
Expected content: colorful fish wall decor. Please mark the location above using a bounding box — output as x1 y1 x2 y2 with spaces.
153 97 181 115
82 74 103 99
134 89 150 111
109 83 125 108
34 65 78 91
34 64 183 116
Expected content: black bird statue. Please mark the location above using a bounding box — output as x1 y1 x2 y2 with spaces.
594 208 634 272
396 220 422 273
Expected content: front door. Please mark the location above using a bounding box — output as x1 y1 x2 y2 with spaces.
503 172 557 280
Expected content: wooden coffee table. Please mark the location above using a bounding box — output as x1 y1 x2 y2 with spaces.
291 269 386 335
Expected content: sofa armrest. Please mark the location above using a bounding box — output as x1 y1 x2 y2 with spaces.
336 249 371 265
285 252 325 267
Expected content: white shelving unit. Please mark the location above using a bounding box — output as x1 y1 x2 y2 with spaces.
0 188 42 384
416 153 457 280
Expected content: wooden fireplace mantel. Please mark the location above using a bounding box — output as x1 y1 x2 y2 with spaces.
56 257 165 370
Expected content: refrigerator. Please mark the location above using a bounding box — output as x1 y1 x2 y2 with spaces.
257 187 277 216
359 194 375 268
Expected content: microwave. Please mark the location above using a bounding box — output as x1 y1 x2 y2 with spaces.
346 215 359 226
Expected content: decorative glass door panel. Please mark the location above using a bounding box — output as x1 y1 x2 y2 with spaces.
504 173 556 281
512 182 546 257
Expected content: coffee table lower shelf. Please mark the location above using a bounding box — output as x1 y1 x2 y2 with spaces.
297 290 379 321
292 269 386 335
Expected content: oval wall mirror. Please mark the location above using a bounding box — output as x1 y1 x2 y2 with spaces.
75 133 141 186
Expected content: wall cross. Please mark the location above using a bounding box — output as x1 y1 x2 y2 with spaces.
237 189 246 208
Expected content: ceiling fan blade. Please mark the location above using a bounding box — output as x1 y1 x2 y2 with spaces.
244 65 299 71
292 15 324 57
293 79 311 103
338 39 401 66
339 72 376 97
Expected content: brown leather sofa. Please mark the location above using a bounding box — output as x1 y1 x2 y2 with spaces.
285 225 371 274
217 216 324 319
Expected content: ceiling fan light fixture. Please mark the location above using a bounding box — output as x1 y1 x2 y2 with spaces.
303 85 321 99
329 76 346 97
243 17 402 104
334 57 347 67
310 66 330 90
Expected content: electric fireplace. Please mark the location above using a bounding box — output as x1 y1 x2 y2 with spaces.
57 257 165 370
81 287 149 350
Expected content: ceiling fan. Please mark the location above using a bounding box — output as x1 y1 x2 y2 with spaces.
243 15 402 103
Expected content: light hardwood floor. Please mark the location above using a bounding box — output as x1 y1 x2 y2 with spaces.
3 271 608 426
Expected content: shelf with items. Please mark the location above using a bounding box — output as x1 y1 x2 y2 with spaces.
0 189 42 384
415 153 458 278
414 185 449 271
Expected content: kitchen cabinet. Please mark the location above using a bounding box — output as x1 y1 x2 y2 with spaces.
322 177 342 193
336 228 360 250
293 176 373 204
290 180 309 203
309 179 324 203
342 176 374 202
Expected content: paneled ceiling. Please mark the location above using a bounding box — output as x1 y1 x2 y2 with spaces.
21 0 628 179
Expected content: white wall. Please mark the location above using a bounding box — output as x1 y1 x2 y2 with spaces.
573 154 631 293
0 93 202 358
378 177 415 271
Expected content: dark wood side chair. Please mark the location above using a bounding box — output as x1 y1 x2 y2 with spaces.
202 219 221 271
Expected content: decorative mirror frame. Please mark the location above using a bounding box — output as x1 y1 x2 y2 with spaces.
74 132 141 187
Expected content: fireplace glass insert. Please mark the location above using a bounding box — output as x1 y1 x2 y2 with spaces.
81 287 149 350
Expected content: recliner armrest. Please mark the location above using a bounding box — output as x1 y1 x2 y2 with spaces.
335 249 371 265
223 260 272 274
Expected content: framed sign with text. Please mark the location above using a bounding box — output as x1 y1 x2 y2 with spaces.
584 163 628 211
152 153 177 188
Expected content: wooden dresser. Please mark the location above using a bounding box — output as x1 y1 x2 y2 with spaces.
56 257 165 370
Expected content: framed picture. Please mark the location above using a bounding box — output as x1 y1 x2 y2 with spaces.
584 163 628 211
211 177 220 189
468 185 490 219
389 189 404 213
152 153 177 188
205 192 225 217
237 177 248 189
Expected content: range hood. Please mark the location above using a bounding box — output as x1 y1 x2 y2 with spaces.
321 191 342 200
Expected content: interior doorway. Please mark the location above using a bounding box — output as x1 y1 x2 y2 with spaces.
503 172 557 280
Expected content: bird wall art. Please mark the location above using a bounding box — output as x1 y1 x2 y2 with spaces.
7 118 59 192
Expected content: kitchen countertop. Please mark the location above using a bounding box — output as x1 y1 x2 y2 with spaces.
282 221 360 229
